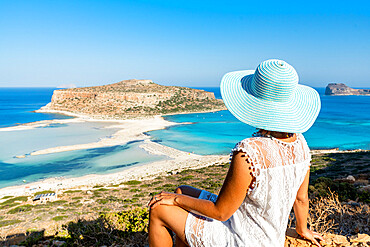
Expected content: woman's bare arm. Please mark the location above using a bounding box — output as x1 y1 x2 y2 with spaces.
293 169 324 246
294 169 310 233
148 151 253 221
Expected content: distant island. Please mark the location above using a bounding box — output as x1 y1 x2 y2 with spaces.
325 83 370 96
38 79 226 118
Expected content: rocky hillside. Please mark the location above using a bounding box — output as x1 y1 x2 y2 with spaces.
325 83 370 96
39 79 226 118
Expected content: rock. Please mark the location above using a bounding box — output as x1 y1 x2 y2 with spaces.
325 83 370 96
283 229 370 246
350 233 370 243
358 185 370 193
346 175 356 182
52 240 65 246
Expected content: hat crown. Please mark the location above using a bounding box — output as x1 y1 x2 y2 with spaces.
251 59 298 102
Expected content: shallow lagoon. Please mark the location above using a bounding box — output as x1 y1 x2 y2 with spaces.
0 122 165 188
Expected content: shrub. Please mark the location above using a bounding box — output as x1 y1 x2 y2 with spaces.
105 207 149 234
309 177 369 203
0 196 28 205
0 219 23 227
57 207 149 246
7 204 34 214
122 180 141 185
52 216 68 221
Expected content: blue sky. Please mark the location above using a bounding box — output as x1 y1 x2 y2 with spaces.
0 0 369 87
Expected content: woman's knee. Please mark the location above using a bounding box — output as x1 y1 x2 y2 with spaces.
149 203 167 221
174 185 201 198
174 185 186 194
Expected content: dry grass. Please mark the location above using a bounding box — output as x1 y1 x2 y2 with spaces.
289 191 370 236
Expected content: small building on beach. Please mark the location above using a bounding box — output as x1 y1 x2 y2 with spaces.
33 193 57 203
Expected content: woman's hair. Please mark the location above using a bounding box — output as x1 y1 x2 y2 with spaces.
254 129 295 138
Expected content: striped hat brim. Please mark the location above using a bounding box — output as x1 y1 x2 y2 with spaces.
220 70 321 133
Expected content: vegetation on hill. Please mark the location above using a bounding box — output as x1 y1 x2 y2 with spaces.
42 79 226 118
0 151 369 246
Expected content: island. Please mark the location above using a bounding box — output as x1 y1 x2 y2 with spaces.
38 79 226 118
325 83 370 96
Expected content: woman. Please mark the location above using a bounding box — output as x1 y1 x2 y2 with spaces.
148 59 325 247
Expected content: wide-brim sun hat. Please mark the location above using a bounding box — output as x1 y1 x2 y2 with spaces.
220 59 321 133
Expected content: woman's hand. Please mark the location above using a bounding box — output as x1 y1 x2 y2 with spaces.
148 191 180 209
296 228 325 247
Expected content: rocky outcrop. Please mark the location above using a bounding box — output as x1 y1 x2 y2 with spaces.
325 83 370 96
285 228 370 246
39 79 226 118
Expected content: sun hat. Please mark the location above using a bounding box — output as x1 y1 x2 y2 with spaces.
220 59 321 133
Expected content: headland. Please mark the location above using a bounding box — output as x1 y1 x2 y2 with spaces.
325 83 370 96
36 79 226 118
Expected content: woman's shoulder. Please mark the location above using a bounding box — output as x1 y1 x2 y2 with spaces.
231 136 265 153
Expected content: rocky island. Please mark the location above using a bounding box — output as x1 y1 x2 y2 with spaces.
325 83 370 96
38 79 226 118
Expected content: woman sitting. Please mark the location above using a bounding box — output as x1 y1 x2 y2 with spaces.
148 59 324 247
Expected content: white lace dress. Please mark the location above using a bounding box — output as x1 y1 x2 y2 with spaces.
184 134 311 247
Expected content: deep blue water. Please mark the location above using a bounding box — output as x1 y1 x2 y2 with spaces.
0 88 71 127
148 87 370 154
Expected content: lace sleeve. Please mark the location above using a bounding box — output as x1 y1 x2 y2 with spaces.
230 139 261 193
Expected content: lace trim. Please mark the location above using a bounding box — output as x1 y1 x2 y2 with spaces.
231 142 261 194
229 133 310 194
185 213 207 247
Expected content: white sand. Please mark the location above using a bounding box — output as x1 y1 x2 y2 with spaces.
28 116 179 156
0 112 229 198
0 140 228 198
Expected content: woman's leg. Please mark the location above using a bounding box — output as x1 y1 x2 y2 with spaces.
175 185 202 198
149 204 189 247
149 186 202 247
173 185 202 246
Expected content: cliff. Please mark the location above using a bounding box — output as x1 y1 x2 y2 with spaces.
39 79 226 118
325 83 370 96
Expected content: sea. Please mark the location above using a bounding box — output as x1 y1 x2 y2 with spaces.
0 87 369 189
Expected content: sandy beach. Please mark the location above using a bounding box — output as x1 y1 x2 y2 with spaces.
0 111 228 198
0 110 365 199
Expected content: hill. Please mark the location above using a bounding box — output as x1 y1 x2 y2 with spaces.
325 83 370 96
39 79 226 118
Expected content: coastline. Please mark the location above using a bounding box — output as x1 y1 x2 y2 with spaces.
0 109 227 197
0 140 229 198
0 108 368 198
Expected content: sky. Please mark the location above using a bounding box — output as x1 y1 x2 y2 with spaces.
0 0 369 88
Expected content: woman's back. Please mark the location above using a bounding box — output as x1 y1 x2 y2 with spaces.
185 134 311 247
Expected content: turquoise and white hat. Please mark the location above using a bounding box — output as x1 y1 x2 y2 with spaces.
220 59 321 133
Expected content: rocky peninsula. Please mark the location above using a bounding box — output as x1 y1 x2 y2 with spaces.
37 79 226 119
325 83 370 96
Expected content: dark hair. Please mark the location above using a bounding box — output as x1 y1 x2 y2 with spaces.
254 129 295 138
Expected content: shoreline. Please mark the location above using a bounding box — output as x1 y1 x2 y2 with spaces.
0 109 227 197
0 109 368 198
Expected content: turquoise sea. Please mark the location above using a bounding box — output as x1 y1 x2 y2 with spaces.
0 87 369 188
150 87 370 155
